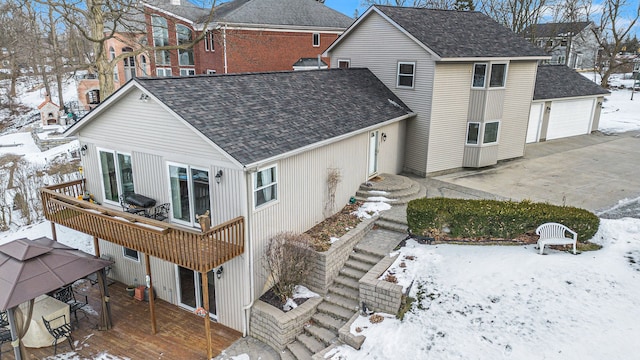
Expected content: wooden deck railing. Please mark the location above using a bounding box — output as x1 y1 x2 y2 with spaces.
40 179 244 273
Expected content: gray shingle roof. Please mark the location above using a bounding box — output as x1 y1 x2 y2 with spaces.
522 22 592 39
146 0 213 23
135 69 412 165
214 0 353 28
375 6 548 59
533 65 609 100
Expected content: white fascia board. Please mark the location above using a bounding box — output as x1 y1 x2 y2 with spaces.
439 56 551 62
533 93 610 103
243 112 416 171
143 3 194 26
324 6 442 61
215 22 345 34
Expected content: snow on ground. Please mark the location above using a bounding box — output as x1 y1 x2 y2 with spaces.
582 72 640 133
0 221 94 254
328 217 640 360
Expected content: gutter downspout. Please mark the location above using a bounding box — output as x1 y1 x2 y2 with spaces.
241 168 255 336
223 24 228 74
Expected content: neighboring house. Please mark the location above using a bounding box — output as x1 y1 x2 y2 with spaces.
522 22 600 69
47 69 412 336
527 65 610 143
326 6 549 175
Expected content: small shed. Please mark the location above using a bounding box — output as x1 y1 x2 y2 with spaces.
37 95 62 126
528 65 610 143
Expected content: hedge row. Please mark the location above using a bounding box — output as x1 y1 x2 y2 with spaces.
407 198 600 242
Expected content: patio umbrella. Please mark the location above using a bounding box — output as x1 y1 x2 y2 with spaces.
0 236 113 359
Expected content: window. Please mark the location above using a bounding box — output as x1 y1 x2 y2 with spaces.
168 164 210 227
156 68 172 77
466 122 480 145
312 33 320 47
86 89 100 104
177 24 194 66
110 47 118 81
122 47 136 81
472 63 487 88
546 39 554 47
123 247 139 261
489 63 507 88
204 31 215 51
98 149 134 204
483 121 499 144
560 39 568 47
338 60 350 69
141 55 148 76
152 16 170 65
180 68 196 76
557 55 566 65
397 62 415 88
254 165 277 208
207 69 217 75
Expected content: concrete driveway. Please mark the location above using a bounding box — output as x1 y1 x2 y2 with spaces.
432 130 640 215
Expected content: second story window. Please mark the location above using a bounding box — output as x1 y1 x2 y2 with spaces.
473 63 507 88
254 165 278 208
152 16 170 66
98 149 134 204
489 63 507 88
177 24 194 66
204 31 215 52
397 62 415 88
312 33 320 47
472 63 487 88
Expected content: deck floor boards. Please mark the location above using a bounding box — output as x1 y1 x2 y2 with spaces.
2 280 241 360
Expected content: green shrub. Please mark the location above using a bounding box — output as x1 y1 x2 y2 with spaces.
407 198 599 242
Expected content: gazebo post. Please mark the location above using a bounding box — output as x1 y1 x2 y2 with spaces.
50 222 57 242
93 236 100 257
201 271 213 359
145 253 157 334
7 307 22 360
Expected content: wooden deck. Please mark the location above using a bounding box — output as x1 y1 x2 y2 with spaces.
4 280 241 360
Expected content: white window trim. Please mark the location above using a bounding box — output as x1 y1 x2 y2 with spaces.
312 33 320 47
466 122 481 145
471 63 487 89
396 61 416 89
207 69 217 75
253 164 279 211
205 31 215 52
337 59 350 68
483 120 501 145
96 147 133 207
166 162 211 228
180 68 196 76
156 68 172 77
488 63 508 89
123 247 140 262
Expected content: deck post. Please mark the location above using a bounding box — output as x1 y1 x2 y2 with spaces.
93 236 100 257
145 253 157 334
50 222 57 241
202 271 213 359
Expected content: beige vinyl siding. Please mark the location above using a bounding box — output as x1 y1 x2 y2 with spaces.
214 256 246 331
468 90 486 120
428 63 472 173
79 89 236 168
485 90 505 120
247 122 403 296
328 12 435 175
498 61 538 160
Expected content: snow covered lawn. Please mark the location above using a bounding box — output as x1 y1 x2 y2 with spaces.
328 217 640 360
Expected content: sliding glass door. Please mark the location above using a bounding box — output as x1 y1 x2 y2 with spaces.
98 149 134 204
168 163 210 227
176 266 216 318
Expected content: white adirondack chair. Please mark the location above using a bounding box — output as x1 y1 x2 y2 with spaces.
535 222 577 255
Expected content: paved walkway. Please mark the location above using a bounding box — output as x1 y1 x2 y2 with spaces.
212 336 281 360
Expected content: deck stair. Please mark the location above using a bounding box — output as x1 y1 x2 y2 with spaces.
281 247 384 360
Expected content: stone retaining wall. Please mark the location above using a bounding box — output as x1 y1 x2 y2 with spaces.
305 216 377 294
31 129 75 152
359 255 403 314
249 297 322 351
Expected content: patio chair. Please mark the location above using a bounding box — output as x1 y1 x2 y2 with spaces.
53 285 88 323
42 315 73 356
0 311 7 327
152 203 170 221
0 326 12 360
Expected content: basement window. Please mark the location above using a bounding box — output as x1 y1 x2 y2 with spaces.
123 247 139 261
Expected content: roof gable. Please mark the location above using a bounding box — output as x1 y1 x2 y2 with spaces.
134 69 412 166
374 6 548 59
533 65 610 100
213 0 353 29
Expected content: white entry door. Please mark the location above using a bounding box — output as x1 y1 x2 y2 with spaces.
368 131 379 177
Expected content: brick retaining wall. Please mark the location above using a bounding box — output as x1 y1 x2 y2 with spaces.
359 255 403 314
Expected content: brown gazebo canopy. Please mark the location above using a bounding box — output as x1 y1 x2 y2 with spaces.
0 237 113 359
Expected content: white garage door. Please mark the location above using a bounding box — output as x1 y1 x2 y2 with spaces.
526 102 544 143
547 98 595 140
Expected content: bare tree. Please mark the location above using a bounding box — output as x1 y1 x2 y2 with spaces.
361 0 429 6
477 0 554 34
39 0 218 99
593 0 640 87
264 232 315 302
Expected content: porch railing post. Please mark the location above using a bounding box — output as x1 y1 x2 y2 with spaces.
145 253 157 334
202 270 213 359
